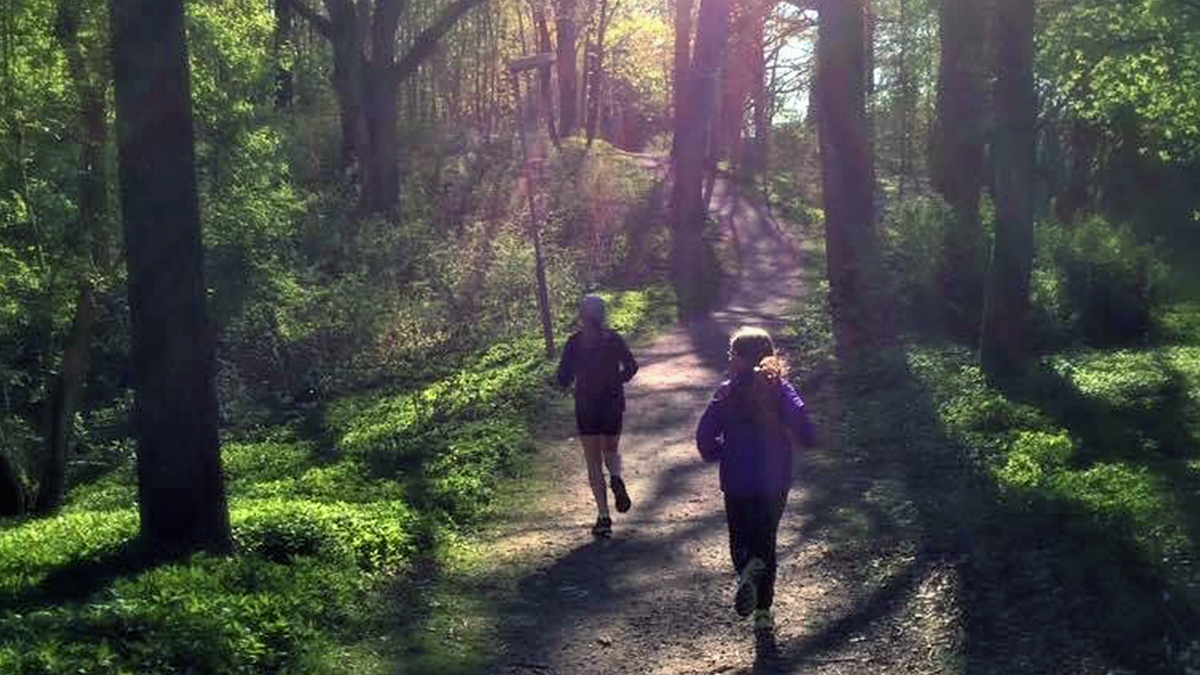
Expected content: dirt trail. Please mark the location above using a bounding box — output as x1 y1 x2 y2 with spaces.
478 181 950 675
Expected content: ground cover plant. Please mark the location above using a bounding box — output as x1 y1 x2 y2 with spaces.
0 283 674 674
774 187 1200 671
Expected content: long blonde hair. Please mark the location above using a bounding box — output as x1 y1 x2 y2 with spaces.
728 327 789 430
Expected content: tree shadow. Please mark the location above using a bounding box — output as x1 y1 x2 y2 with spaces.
0 536 175 614
794 346 1196 674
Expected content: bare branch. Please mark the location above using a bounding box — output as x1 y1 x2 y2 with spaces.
394 0 492 84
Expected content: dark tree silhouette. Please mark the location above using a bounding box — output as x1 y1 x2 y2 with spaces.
0 449 24 516
273 0 294 108
981 0 1037 380
36 0 109 515
584 0 611 147
556 0 579 135
815 0 881 353
670 0 729 314
931 0 987 338
110 0 231 553
286 0 490 213
671 0 693 157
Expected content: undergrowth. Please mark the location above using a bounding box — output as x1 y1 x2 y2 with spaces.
0 284 674 674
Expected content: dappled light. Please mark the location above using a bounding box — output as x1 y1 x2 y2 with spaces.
3 0 1200 672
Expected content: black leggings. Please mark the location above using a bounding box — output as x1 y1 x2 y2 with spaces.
724 491 788 610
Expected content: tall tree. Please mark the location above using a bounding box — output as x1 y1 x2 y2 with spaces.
747 3 768 176
556 0 579 135
670 0 730 314
286 0 490 212
980 0 1036 380
38 0 109 514
0 450 24 516
816 0 881 352
584 0 612 146
721 0 754 170
274 0 294 108
671 0 694 157
1055 118 1097 225
895 0 914 198
110 0 231 553
931 0 986 338
532 0 562 147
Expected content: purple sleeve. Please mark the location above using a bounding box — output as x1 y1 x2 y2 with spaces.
782 382 817 447
696 385 728 463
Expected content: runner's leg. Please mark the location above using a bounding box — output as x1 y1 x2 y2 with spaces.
602 435 622 478
582 436 609 517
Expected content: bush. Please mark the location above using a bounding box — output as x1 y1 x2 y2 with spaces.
232 499 415 570
0 497 414 674
881 197 954 328
1033 216 1167 345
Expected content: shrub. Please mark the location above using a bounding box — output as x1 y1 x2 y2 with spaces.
231 499 415 570
881 197 953 328
1034 216 1167 344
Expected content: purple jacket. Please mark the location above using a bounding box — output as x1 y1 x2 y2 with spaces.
695 376 816 496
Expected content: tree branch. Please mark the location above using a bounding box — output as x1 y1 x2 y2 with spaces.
394 0 491 83
284 0 332 39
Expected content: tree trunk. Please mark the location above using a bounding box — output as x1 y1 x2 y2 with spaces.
748 7 767 178
671 0 694 157
980 0 1036 381
110 0 232 554
362 0 403 213
585 0 609 146
38 283 92 514
671 0 729 315
40 0 108 515
721 0 752 170
274 0 294 108
897 0 912 199
931 0 987 338
0 448 24 516
816 0 880 354
326 0 369 173
556 0 578 135
1055 118 1096 225
533 1 562 147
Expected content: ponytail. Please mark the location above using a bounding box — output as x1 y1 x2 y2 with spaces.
728 328 789 429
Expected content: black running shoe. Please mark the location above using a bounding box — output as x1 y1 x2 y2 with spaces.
592 516 613 538
611 476 632 513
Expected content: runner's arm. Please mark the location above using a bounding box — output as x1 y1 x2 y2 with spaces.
696 386 729 462
555 336 576 389
782 382 817 447
617 334 638 383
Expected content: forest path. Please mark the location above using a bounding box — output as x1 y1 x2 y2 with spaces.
468 180 954 675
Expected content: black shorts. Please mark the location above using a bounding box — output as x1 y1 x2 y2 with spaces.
576 400 623 436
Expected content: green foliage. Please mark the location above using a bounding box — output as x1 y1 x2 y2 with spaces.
1040 0 1200 160
1032 216 1168 344
0 510 140 598
764 121 824 235
232 499 415 570
1 453 415 674
0 282 672 673
0 550 354 675
880 196 954 328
